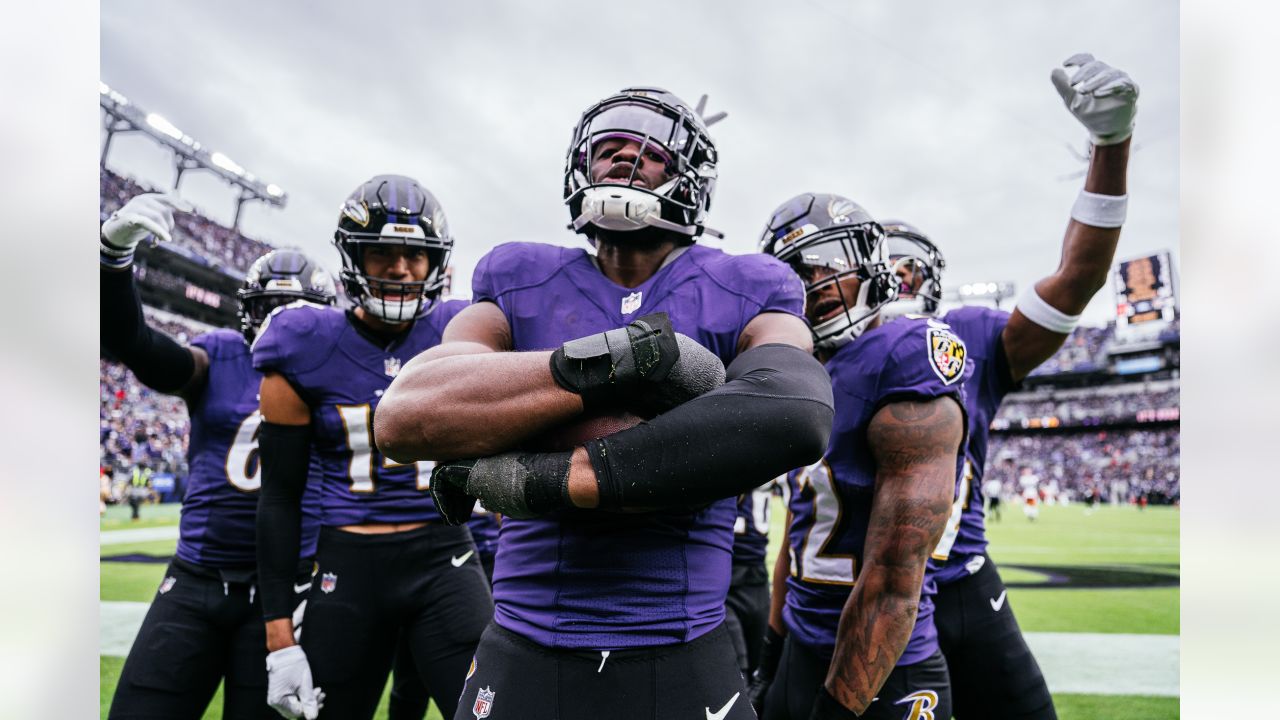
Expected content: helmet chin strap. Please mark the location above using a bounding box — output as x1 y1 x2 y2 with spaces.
360 295 423 323
572 184 722 239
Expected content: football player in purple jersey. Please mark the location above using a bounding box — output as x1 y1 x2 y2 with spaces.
374 87 834 720
252 175 493 720
725 480 779 677
873 53 1139 720
101 192 334 720
754 193 971 720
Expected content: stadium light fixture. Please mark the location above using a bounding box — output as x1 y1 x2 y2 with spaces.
101 81 287 228
145 113 185 142
210 152 245 177
953 281 1016 307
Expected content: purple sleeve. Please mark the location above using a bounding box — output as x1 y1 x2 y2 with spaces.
250 304 320 377
470 247 501 305
875 323 972 407
977 311 1016 402
947 306 1016 401
760 257 806 318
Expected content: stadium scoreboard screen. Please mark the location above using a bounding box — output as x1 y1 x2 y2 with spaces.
1113 250 1177 333
132 243 241 327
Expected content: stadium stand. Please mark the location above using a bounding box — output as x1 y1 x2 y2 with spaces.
981 317 1180 506
987 428 1180 505
101 168 275 276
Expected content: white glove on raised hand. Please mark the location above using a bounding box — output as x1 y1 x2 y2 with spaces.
100 193 191 256
1050 53 1139 146
265 646 325 719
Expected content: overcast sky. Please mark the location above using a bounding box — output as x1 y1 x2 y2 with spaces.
100 0 1178 326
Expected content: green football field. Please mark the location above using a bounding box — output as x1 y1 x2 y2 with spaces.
100 500 1179 719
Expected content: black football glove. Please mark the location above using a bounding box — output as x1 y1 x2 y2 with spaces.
808 686 861 720
429 471 479 526
549 311 725 414
748 626 785 714
430 451 574 520
549 312 680 410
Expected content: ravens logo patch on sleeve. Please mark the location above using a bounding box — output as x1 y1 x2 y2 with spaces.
927 326 967 385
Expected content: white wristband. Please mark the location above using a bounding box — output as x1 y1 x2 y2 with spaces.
1070 190 1127 228
1015 287 1080 334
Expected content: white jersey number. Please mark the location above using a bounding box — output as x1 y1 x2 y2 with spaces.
931 460 973 561
225 411 264 492
792 462 857 586
735 482 774 535
337 404 432 493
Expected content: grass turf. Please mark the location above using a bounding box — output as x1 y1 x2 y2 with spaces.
102 501 1179 718
100 502 183 530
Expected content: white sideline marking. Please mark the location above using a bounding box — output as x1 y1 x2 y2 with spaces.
100 526 180 546
98 600 1181 698
1027 631 1179 697
101 601 150 657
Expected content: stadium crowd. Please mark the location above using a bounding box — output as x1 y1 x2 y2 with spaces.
996 385 1180 426
1026 324 1112 376
987 428 1180 505
99 308 214 501
101 168 274 275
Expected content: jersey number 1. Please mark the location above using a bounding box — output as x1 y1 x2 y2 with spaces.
337 404 432 493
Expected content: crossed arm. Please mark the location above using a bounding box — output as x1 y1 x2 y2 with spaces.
374 302 828 511
823 396 965 715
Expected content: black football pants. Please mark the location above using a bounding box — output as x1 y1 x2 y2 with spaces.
301 524 492 720
763 635 952 720
724 561 770 674
934 553 1056 719
456 621 754 720
108 558 292 720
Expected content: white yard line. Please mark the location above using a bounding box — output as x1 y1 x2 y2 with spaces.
99 601 1179 696
101 601 150 657
1027 631 1179 697
100 526 180 546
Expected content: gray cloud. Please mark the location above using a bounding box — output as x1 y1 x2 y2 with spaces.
102 0 1178 324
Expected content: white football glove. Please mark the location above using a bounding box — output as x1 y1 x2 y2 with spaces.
1050 53 1139 146
100 193 191 256
265 646 325 719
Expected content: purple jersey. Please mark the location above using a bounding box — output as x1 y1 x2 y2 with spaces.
930 306 1017 585
466 504 501 559
732 481 775 566
251 301 467 526
782 317 972 665
473 241 804 649
180 329 320 567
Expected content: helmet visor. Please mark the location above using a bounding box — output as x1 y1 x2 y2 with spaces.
585 104 684 157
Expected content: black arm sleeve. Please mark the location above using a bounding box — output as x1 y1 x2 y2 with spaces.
100 264 197 393
256 421 312 621
585 343 834 510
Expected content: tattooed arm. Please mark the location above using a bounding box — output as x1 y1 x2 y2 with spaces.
821 397 964 715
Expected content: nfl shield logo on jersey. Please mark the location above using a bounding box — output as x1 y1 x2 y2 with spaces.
319 572 338 594
158 576 176 594
384 357 402 377
472 686 495 719
620 291 643 315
